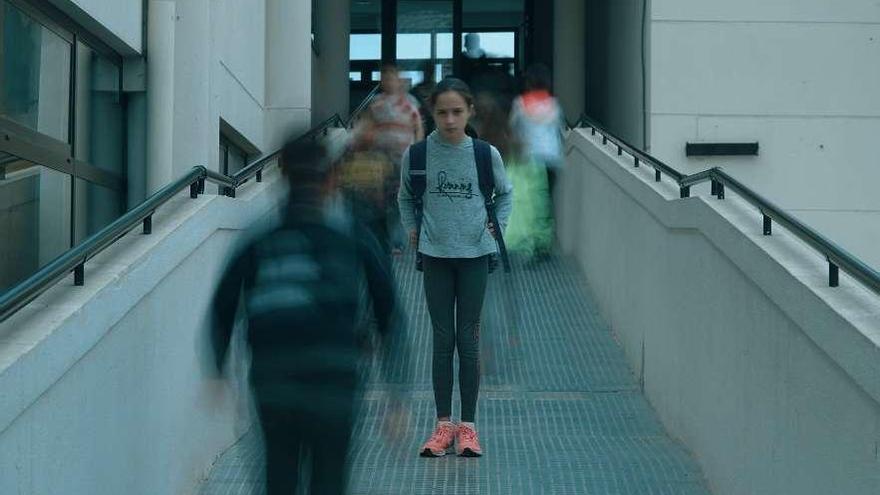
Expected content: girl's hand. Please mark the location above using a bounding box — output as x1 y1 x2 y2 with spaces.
409 229 419 247
487 221 497 239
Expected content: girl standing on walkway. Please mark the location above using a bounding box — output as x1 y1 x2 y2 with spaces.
398 78 513 457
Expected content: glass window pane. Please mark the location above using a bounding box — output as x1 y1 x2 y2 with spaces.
74 43 123 177
350 34 381 60
349 71 362 81
462 32 516 58
436 33 453 59
371 71 381 81
396 33 431 60
1 1 71 142
73 177 123 244
0 151 71 291
399 70 423 87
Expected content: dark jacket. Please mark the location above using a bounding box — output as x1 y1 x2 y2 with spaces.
210 205 400 410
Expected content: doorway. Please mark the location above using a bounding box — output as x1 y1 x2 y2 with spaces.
349 0 538 111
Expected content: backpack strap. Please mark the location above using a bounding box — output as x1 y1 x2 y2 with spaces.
472 139 510 273
408 140 428 271
472 139 494 202
408 140 428 201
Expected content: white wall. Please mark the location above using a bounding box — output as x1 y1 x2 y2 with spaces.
265 0 313 151
557 128 880 494
0 168 286 495
50 0 143 54
157 0 310 184
312 0 351 126
649 0 880 269
213 0 267 153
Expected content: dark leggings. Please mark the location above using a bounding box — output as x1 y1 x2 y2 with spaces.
422 255 489 422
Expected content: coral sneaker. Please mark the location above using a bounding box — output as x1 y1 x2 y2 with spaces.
456 424 483 457
419 422 458 457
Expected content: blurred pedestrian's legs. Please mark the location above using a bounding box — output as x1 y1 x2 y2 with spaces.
256 392 354 495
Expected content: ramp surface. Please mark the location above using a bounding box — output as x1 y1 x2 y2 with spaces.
199 252 711 494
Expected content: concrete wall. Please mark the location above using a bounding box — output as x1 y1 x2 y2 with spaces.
554 0 586 124
265 0 313 151
649 0 880 269
213 0 267 154
557 128 880 494
49 0 142 54
0 167 287 495
583 0 647 148
312 0 351 126
149 0 311 185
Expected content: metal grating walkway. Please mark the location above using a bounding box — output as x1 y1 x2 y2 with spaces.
199 252 711 494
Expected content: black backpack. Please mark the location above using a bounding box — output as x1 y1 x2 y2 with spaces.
408 139 510 273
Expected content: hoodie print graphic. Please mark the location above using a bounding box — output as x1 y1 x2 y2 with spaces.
430 171 477 202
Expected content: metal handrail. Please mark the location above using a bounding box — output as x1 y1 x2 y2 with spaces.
345 84 381 128
576 114 685 185
573 113 880 297
0 114 346 323
221 114 346 197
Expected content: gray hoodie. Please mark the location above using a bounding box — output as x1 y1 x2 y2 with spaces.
398 131 513 259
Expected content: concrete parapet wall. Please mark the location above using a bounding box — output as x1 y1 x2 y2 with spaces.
0 166 286 495
558 129 880 494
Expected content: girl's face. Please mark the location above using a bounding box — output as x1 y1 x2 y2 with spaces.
432 91 473 143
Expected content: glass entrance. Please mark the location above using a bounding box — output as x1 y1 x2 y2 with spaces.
348 0 527 105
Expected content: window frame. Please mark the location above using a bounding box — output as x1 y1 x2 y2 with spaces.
0 0 128 252
0 0 126 192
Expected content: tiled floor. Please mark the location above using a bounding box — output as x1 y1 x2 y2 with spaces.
199 252 711 494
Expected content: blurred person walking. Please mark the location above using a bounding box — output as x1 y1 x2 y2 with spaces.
399 78 513 458
210 138 405 494
354 63 424 254
412 60 438 135
509 64 565 207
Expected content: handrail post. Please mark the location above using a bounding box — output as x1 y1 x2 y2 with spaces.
763 214 772 235
198 178 205 194
717 183 725 199
634 157 640 168
680 186 690 198
190 182 199 198
143 215 152 235
74 264 84 286
654 169 661 182
256 170 263 183
829 261 839 287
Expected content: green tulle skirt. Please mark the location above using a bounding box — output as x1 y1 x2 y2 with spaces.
504 158 554 257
